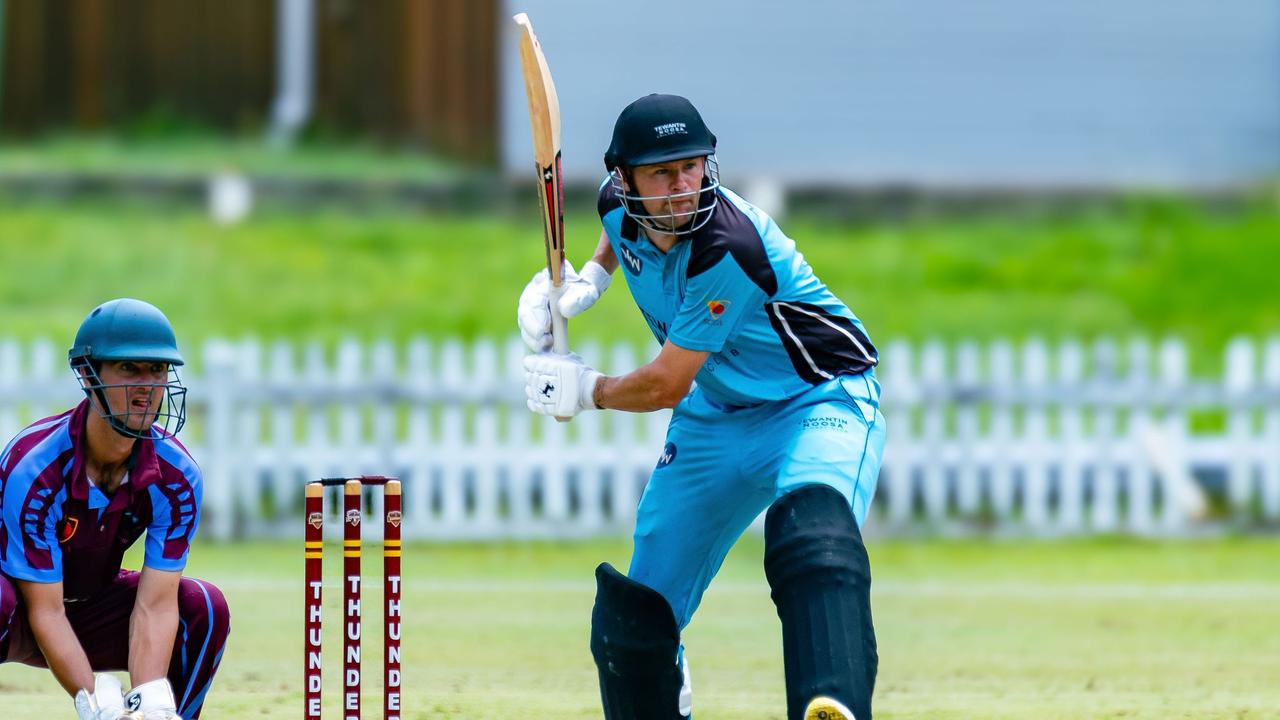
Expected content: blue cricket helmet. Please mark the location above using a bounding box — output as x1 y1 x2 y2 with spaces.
69 298 185 366
69 298 188 439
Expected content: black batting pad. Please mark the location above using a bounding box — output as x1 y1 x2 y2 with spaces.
590 562 687 720
765 484 878 720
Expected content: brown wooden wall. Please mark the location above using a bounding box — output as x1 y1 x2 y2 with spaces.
0 0 499 164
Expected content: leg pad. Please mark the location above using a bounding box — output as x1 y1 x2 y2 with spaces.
590 562 686 719
765 484 877 720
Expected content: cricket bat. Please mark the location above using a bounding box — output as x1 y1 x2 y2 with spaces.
513 12 569 357
514 12 573 422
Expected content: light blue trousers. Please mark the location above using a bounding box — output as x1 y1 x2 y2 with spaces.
628 371 886 629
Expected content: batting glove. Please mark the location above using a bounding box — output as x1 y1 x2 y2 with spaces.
523 352 601 417
517 260 612 352
123 678 181 719
74 673 131 720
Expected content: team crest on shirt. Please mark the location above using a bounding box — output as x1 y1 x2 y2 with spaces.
619 245 643 275
57 517 79 544
705 299 731 324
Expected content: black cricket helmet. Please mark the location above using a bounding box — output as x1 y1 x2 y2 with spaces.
605 94 721 236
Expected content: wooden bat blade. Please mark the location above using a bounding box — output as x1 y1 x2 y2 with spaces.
513 13 561 167
513 12 566 290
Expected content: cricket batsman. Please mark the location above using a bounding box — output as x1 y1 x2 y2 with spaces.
0 298 230 719
519 94 885 720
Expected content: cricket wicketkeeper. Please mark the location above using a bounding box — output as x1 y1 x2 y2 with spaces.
0 298 230 719
519 94 885 720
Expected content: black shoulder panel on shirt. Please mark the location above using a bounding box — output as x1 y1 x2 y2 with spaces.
687 192 778 296
597 179 623 218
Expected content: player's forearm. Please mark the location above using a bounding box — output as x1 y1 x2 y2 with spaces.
593 365 689 412
592 341 706 412
128 599 180 683
26 606 95 696
589 231 618 275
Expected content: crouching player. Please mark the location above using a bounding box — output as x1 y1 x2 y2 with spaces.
0 298 230 719
519 94 885 719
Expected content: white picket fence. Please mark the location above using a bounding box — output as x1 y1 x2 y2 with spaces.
1 336 1278 541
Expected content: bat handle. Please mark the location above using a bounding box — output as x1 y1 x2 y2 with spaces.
548 282 571 422
548 281 570 355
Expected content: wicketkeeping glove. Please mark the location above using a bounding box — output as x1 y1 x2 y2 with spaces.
123 678 181 720
523 352 601 418
74 673 131 720
517 260 612 352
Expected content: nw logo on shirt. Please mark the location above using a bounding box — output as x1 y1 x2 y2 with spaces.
641 309 668 343
619 245 643 275
654 122 687 138
657 442 678 467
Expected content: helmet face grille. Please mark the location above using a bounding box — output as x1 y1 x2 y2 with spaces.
611 156 721 237
72 356 188 439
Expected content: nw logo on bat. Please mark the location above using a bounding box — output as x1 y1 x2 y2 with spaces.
542 382 555 397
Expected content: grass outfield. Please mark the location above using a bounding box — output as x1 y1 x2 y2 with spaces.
3 536 1278 719
0 136 464 182
1 196 1278 366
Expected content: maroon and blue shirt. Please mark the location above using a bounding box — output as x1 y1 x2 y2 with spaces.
0 401 201 601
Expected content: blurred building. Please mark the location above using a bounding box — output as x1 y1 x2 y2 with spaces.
500 0 1280 187
0 0 499 163
2 1 1277 188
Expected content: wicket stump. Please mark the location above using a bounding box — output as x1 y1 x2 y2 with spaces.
305 476 402 719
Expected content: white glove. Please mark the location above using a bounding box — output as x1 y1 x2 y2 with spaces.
524 353 602 417
517 260 612 352
123 678 181 720
74 673 131 720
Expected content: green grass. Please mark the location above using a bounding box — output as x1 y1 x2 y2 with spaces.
1 193 1278 372
2 537 1277 718
0 135 465 182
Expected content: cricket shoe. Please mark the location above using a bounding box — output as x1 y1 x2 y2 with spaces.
804 695 855 720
